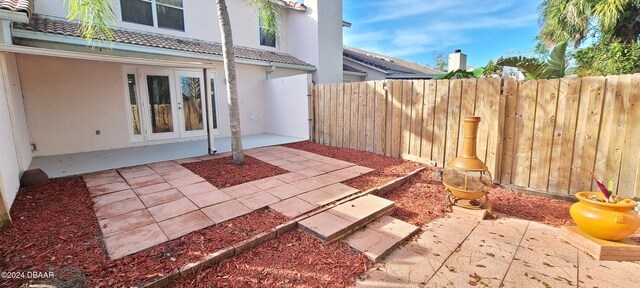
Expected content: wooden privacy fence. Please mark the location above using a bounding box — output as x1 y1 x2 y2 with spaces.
312 75 640 198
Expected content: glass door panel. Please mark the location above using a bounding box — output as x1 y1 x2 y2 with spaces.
142 69 179 140
177 71 206 137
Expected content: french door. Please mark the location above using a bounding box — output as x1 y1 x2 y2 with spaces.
129 67 212 142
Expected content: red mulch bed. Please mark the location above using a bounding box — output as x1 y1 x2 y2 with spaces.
0 177 287 287
284 142 423 191
174 229 371 287
384 169 576 227
182 155 288 188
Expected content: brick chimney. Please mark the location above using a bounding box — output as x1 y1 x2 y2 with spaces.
448 49 467 72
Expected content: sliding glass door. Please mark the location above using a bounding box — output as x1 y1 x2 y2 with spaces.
176 71 206 137
142 68 179 140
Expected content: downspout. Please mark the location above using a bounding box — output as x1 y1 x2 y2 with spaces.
266 63 276 79
203 68 216 154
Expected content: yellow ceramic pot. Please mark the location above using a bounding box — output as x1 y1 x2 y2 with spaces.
570 192 640 241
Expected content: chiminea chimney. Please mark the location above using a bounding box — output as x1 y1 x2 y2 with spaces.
448 49 467 72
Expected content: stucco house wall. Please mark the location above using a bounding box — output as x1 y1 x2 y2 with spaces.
18 54 275 157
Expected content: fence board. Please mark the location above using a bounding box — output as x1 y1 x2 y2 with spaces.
548 77 581 193
410 80 425 156
349 83 359 149
593 76 619 191
530 79 559 191
501 79 518 184
458 79 478 156
391 80 403 157
618 75 640 198
330 84 338 146
336 83 344 147
432 80 450 167
317 85 325 144
475 79 491 163
445 80 462 165
512 80 537 187
603 75 630 197
374 81 386 154
384 80 393 156
420 80 437 159
569 77 606 193
401 81 413 156
357 82 367 150
365 82 376 152
483 78 502 179
342 83 352 147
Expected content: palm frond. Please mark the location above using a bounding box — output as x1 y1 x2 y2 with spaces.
496 56 547 80
542 41 568 78
248 0 283 44
66 0 116 43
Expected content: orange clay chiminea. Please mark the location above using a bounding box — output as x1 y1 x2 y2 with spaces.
443 116 492 208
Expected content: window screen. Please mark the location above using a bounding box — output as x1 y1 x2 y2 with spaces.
259 18 276 47
157 0 184 31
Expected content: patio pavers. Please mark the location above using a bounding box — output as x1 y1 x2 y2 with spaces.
147 198 199 222
158 210 214 240
201 200 252 223
83 146 373 259
355 214 640 288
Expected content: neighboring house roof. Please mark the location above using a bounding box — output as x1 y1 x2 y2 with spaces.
343 63 364 74
343 46 443 77
0 0 32 17
13 14 314 68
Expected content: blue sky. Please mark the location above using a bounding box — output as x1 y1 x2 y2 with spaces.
341 0 542 69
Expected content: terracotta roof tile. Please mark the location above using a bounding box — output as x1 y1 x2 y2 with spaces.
14 14 314 68
0 0 32 17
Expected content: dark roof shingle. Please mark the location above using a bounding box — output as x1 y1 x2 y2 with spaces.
343 46 442 75
13 14 314 67
0 0 32 17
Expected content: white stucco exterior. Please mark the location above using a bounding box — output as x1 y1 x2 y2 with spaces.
265 74 310 139
0 52 31 208
0 0 345 216
343 58 388 81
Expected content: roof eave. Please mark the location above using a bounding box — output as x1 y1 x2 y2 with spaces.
343 70 366 76
386 73 443 79
343 56 390 74
12 28 316 71
0 9 28 23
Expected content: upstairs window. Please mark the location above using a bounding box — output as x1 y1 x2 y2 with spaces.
259 17 276 47
121 0 185 31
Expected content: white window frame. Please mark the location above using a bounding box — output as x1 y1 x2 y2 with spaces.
123 66 145 143
208 72 221 135
120 0 185 31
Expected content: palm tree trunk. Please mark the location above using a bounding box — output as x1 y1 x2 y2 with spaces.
216 0 244 164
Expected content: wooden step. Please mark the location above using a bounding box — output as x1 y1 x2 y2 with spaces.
298 195 395 243
344 215 419 262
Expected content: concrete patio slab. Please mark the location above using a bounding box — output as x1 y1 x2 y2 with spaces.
147 197 199 222
84 176 125 188
88 182 131 197
186 189 233 208
92 189 137 208
139 188 183 207
125 174 166 189
297 189 339 206
237 191 280 210
103 223 169 259
265 183 306 200
345 216 418 262
166 174 206 188
249 177 287 190
177 181 219 196
158 210 214 240
221 183 261 198
274 172 308 184
98 209 155 237
94 197 146 220
133 182 173 196
269 197 318 218
201 200 252 223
